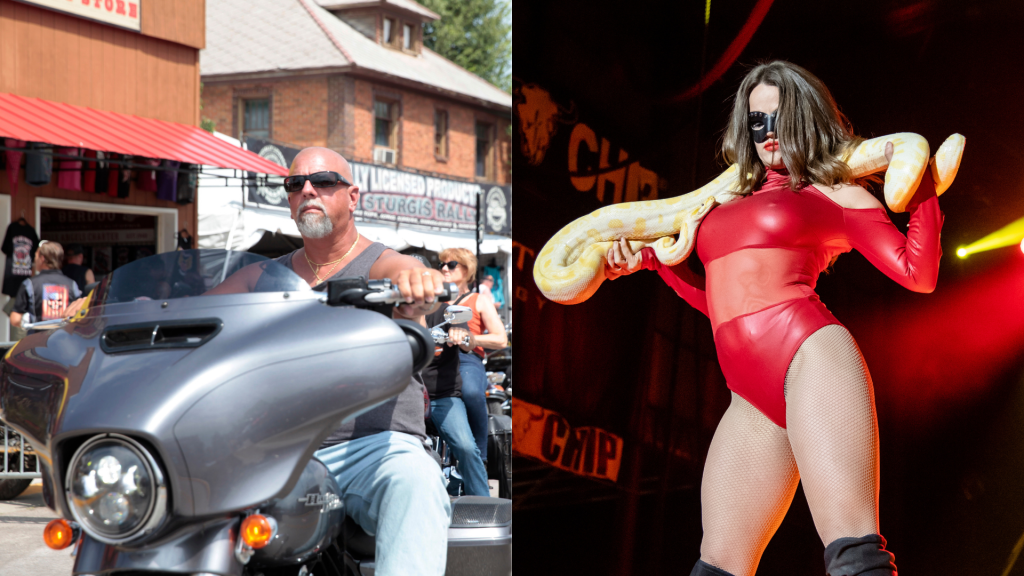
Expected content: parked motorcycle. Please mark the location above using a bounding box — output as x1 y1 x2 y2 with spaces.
0 250 511 576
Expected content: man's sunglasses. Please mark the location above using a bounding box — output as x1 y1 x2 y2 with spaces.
438 261 460 271
282 171 353 193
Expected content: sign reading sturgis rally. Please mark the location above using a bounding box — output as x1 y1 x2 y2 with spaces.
512 397 623 483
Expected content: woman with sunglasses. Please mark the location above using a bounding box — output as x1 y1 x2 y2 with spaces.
437 248 508 466
606 61 945 576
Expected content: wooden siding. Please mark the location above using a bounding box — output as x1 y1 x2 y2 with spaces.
0 0 200 125
141 0 205 50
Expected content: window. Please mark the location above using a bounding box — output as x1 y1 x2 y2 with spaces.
243 99 270 139
434 110 448 158
403 23 413 49
374 100 396 148
383 18 394 44
475 122 494 179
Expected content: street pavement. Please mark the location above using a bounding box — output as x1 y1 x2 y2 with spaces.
0 480 75 575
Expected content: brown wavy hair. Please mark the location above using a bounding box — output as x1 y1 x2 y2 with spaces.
722 61 864 194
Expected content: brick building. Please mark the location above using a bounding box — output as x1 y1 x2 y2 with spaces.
199 0 512 186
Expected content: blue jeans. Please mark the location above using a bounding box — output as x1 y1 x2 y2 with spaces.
430 396 489 496
315 431 451 576
458 351 489 461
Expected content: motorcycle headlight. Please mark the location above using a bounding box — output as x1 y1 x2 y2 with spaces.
65 434 167 544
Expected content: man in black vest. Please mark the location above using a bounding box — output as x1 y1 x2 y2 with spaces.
277 147 450 576
10 240 81 329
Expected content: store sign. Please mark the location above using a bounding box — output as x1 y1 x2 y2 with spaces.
351 163 478 232
246 139 297 208
245 138 512 235
511 397 623 483
18 0 142 32
46 229 155 244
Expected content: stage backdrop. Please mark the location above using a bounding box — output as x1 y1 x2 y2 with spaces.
514 1 1024 575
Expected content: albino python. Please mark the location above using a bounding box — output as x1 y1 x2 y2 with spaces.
534 133 966 305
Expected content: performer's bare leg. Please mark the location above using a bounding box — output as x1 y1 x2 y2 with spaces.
785 324 880 546
699 393 800 576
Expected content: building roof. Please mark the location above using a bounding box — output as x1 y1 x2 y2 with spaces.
201 0 510 110
315 0 440 20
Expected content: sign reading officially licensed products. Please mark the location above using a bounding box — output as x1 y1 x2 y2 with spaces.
511 397 623 482
245 138 512 235
18 0 142 32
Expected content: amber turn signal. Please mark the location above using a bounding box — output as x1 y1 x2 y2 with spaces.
43 518 75 550
240 514 275 549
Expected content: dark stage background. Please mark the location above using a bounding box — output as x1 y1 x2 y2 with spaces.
513 0 1024 574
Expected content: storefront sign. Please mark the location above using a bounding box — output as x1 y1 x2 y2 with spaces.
511 397 623 483
45 229 155 244
18 0 142 32
245 138 512 235
246 139 297 208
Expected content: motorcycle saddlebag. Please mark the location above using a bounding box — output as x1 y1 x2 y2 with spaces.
445 495 511 576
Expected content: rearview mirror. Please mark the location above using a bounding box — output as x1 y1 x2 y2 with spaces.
443 305 473 325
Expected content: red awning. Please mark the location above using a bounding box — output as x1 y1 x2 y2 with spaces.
0 92 288 176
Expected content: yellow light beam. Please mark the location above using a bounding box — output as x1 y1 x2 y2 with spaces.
956 215 1024 258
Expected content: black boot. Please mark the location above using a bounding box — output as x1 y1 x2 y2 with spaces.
689 560 736 576
824 534 897 576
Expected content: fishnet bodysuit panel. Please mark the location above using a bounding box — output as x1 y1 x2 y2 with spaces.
785 324 880 546
700 325 882 574
700 393 799 576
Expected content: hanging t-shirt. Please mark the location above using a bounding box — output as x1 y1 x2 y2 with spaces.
106 153 121 197
1 221 40 297
117 154 133 198
25 143 52 187
4 138 26 195
94 152 110 195
156 160 179 201
55 147 82 191
82 149 97 192
136 158 159 192
176 163 196 204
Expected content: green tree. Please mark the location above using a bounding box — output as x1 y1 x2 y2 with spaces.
420 0 511 92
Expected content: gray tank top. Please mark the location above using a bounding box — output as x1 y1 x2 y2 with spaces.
276 242 427 446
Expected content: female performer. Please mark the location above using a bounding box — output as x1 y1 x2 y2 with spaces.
438 248 508 464
606 61 942 576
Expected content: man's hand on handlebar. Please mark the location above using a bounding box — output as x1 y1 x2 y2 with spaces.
392 267 447 318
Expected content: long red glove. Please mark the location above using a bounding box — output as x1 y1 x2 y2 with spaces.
845 169 944 293
640 247 710 317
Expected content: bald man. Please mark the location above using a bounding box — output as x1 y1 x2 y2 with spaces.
278 148 451 575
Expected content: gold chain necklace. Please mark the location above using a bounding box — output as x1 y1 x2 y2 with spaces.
305 235 360 284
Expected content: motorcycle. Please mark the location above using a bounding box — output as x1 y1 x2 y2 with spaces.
425 307 512 500
0 249 511 576
483 337 511 418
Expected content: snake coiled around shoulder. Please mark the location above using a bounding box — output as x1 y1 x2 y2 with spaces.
534 133 965 305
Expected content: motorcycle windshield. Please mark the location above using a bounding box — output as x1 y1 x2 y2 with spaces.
94 249 309 304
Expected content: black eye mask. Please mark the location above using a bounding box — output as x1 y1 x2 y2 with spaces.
748 110 778 144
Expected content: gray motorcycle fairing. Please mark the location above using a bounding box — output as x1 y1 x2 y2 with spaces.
253 457 345 565
73 517 243 576
1 290 414 522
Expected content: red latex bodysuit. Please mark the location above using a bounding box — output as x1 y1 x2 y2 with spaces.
641 169 943 427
